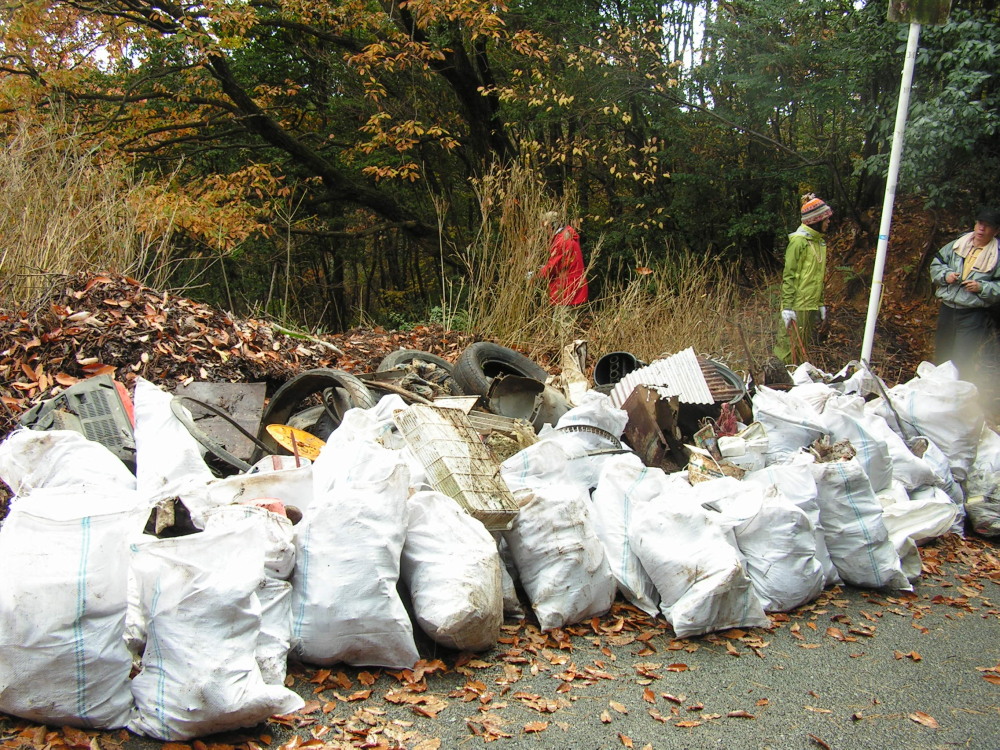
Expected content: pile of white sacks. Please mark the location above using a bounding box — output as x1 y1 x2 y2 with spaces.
0 360 997 739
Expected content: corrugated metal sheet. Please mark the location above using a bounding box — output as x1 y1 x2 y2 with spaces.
609 347 714 407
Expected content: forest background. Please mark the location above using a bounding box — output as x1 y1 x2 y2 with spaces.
1 0 998 376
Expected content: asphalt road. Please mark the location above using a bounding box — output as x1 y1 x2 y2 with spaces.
1 536 998 750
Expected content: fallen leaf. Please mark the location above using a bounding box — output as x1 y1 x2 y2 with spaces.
600 711 612 724
983 674 1000 685
666 663 688 672
807 734 831 749
804 706 832 714
909 711 939 728
674 720 702 728
618 734 634 748
609 701 628 714
727 710 755 719
642 688 656 704
523 722 548 733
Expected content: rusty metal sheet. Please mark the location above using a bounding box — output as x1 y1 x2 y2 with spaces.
173 381 266 463
621 385 686 472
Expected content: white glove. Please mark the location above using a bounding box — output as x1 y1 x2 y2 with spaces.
820 305 827 321
525 270 535 280
781 309 796 327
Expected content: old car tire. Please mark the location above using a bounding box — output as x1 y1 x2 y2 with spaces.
254 368 375 460
376 349 454 373
452 342 549 396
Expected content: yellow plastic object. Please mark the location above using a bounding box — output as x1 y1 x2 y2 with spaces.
265 424 325 461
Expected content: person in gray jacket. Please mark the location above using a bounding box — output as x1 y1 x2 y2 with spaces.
929 207 1000 404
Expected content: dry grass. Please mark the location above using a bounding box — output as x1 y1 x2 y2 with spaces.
462 162 779 374
587 255 779 375
0 114 162 307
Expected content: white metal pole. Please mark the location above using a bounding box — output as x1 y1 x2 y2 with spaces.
860 21 921 364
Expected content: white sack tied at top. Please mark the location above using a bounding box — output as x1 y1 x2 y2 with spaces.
590 453 675 616
809 457 910 590
500 440 616 631
625 479 768 638
0 488 147 729
0 428 136 496
751 386 827 465
820 393 894 494
696 477 825 613
310 394 429 496
293 438 418 669
400 491 503 652
743 459 841 587
866 361 983 482
132 378 214 522
128 528 303 740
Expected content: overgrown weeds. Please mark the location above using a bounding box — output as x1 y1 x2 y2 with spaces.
462 162 778 373
0 114 163 307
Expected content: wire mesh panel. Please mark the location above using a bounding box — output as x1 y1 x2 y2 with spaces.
393 405 519 531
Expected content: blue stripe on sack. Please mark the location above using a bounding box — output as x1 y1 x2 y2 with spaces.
147 580 167 736
621 468 647 587
837 462 880 587
292 525 310 641
74 517 92 724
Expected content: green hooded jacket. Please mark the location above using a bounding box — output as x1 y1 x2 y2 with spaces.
780 223 826 310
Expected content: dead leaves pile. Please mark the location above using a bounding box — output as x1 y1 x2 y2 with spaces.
0 272 475 438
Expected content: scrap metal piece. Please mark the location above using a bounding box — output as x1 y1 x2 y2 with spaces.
621 385 687 472
173 381 266 465
609 347 713 408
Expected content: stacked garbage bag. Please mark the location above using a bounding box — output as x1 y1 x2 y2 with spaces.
1 359 999 738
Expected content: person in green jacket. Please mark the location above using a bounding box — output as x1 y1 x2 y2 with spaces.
774 193 833 364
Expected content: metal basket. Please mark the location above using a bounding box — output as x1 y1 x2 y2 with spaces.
393 405 520 531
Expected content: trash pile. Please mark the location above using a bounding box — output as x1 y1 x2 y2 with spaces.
2 277 1000 741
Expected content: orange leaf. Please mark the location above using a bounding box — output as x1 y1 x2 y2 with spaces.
81 363 116 376
666 663 688 672
908 711 939 728
523 722 548 733
642 688 656 704
983 674 1000 685
826 627 845 641
609 701 628 714
727 710 755 719
618 733 634 748
674 720 702 728
56 372 80 387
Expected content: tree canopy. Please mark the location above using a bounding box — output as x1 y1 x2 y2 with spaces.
1 0 997 328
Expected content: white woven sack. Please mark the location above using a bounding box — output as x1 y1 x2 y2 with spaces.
501 440 615 630
0 428 136 495
0 488 145 729
972 424 1000 473
502 483 616 631
628 491 768 638
400 491 503 651
699 479 824 613
256 578 293 685
751 386 827 465
867 361 983 482
821 394 894 493
590 453 671 616
743 461 841 586
809 458 910 590
203 504 296 580
128 528 303 740
862 416 938 491
196 462 313 520
293 442 417 668
132 378 213 517
788 381 838 413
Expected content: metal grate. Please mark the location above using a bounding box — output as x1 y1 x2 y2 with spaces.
393 405 520 531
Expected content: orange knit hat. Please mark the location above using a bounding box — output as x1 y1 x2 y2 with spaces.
800 193 833 225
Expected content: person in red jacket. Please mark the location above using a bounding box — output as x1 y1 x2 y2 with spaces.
539 211 588 305
538 211 588 341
